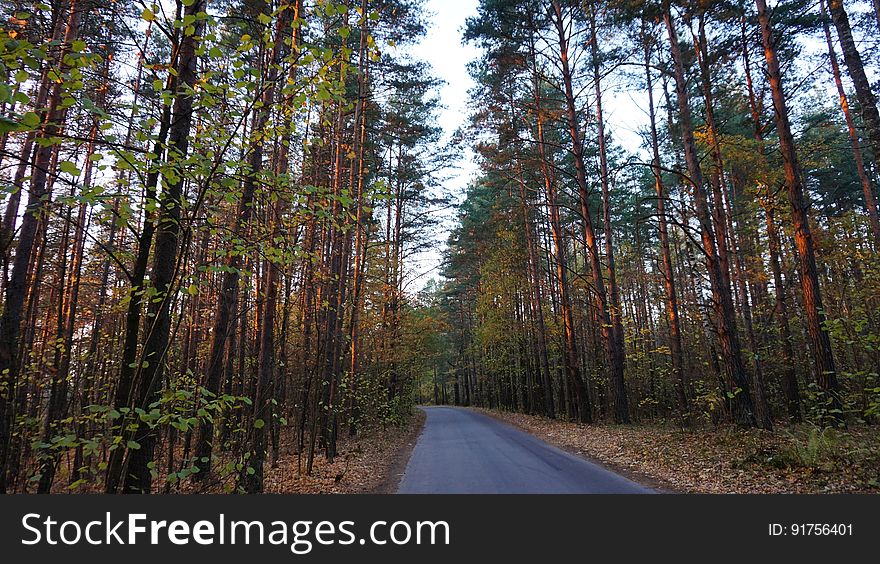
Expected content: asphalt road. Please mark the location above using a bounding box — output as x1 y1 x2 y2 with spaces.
397 407 654 494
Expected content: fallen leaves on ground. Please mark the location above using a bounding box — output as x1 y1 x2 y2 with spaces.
478 409 880 494
261 412 425 494
48 413 424 494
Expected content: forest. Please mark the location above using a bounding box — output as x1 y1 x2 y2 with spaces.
0 0 878 494
437 0 880 428
0 0 450 494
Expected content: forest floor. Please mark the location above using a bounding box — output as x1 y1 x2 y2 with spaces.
46 411 425 494
262 410 426 494
477 409 880 494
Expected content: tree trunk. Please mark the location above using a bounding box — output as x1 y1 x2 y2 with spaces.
827 0 880 183
643 30 687 417
588 2 629 424
742 20 801 422
0 0 81 493
694 13 772 430
346 0 370 437
820 0 880 247
550 0 608 424
119 0 206 493
664 4 756 427
755 0 841 423
195 0 298 479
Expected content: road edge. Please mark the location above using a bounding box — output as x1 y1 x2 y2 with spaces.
370 408 427 494
471 407 678 494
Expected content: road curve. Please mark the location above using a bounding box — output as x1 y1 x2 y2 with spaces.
397 407 654 494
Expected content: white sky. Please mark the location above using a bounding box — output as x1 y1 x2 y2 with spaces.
401 0 650 292
397 0 871 294
405 0 482 292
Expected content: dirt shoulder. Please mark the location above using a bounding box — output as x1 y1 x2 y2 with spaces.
475 408 880 494
369 408 426 493
262 410 425 494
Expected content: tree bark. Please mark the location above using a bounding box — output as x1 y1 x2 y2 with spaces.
118 0 206 493
694 13 772 430
820 0 880 247
741 19 801 422
664 4 756 426
588 1 629 424
755 0 841 423
827 0 880 184
550 0 609 423
0 0 81 492
643 29 687 417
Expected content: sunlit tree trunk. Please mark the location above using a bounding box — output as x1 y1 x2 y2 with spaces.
346 0 370 437
819 0 880 247
0 0 81 492
741 20 801 423
663 3 756 427
588 1 629 424
693 13 771 430
755 0 841 423
642 29 687 417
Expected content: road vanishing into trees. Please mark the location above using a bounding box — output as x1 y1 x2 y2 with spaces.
397 407 654 494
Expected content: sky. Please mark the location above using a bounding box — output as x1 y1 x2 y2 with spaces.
400 0 652 292
395 0 857 294
403 0 482 292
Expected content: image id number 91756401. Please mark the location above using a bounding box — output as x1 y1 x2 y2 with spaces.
768 523 853 536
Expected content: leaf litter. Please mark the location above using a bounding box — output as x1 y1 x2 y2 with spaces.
478 409 880 494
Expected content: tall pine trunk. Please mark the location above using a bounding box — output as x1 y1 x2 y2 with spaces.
826 0 880 182
755 0 841 423
663 3 756 427
588 2 629 424
820 0 880 247
643 30 687 418
0 0 81 492
116 0 206 493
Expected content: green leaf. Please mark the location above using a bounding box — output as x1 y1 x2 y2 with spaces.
126 440 141 450
21 111 40 129
141 7 155 21
59 160 81 176
253 418 265 429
